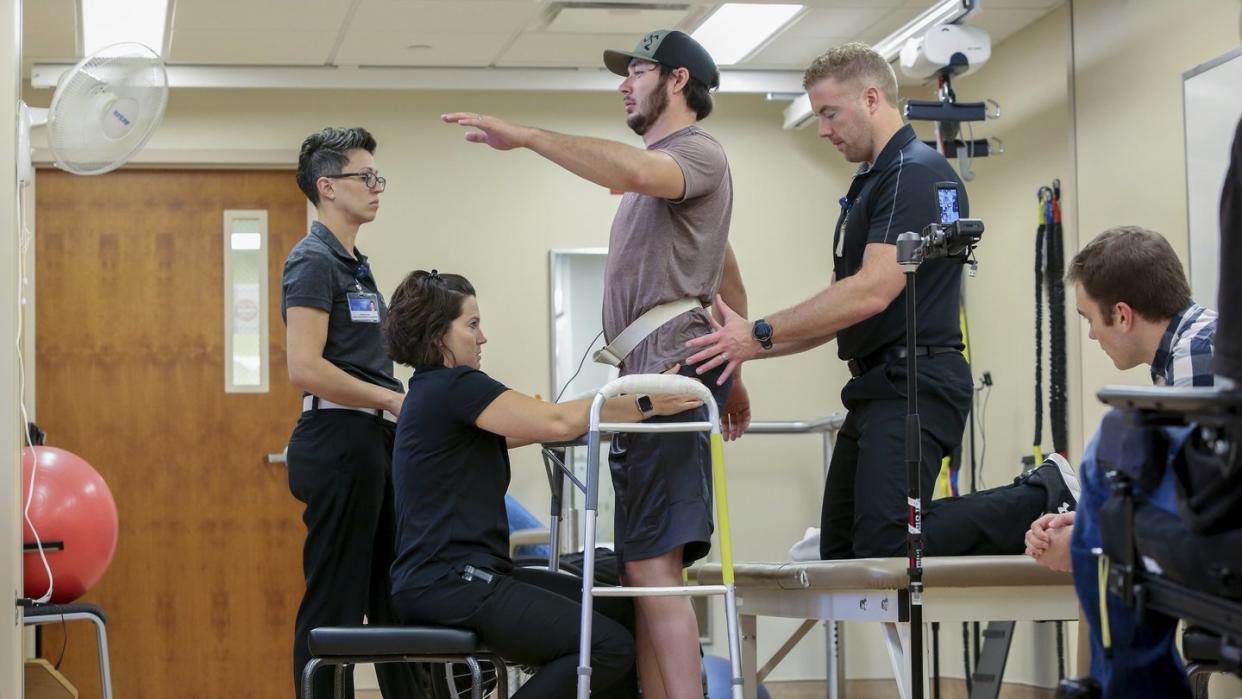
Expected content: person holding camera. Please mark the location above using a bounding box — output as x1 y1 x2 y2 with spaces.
686 43 1077 559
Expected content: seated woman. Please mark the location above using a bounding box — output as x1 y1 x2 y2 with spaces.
382 269 703 698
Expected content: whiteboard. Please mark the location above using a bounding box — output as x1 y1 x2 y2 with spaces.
1184 47 1242 307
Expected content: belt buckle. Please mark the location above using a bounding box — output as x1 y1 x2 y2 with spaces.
592 347 623 368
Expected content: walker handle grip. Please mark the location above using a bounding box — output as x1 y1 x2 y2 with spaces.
597 374 713 403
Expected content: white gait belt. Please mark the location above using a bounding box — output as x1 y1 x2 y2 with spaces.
592 298 702 368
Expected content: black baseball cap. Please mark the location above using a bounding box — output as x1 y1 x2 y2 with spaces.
604 30 720 90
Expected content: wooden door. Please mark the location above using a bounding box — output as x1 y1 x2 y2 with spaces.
34 169 308 699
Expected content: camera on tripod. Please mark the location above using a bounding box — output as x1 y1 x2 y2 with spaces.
896 181 984 269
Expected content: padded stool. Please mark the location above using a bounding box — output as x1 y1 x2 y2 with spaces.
302 625 507 699
23 602 113 699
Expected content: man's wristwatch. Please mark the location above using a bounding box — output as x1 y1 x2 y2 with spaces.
752 318 774 350
635 394 655 420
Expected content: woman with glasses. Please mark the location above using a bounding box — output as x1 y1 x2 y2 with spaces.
280 127 417 699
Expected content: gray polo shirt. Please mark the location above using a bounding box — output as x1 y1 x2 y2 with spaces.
281 221 402 393
603 125 733 375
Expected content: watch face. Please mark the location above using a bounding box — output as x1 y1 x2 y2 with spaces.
638 395 654 413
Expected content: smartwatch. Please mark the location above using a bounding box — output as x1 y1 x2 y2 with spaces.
635 394 655 420
752 318 774 350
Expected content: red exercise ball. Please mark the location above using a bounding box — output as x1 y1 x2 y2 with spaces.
22 446 119 603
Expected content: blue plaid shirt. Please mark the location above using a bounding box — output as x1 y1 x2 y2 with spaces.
1150 302 1217 387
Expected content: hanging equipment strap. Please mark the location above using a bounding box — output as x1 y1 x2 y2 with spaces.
1033 188 1048 464
1047 181 1069 456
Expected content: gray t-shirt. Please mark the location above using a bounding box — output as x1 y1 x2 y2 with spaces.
603 125 733 375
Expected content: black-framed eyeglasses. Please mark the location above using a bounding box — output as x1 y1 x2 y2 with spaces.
324 171 387 191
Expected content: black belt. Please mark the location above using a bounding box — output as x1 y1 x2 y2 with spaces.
847 345 960 379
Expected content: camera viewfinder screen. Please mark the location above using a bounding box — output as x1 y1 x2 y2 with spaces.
937 186 960 224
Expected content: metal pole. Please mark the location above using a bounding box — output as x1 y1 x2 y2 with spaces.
898 231 925 699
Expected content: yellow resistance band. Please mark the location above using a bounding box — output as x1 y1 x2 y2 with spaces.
936 456 952 498
710 433 735 586
1098 555 1112 653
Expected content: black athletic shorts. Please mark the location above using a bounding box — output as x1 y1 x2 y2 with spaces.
608 363 733 566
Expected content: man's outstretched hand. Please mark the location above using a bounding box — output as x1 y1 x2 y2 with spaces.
442 112 532 151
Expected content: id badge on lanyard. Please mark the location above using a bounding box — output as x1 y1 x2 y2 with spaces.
834 172 869 260
348 261 380 323
348 289 380 323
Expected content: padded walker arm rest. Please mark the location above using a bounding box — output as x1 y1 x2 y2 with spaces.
598 374 714 403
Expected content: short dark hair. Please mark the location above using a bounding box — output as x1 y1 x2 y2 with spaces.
296 127 377 206
659 65 713 120
1067 226 1191 324
383 270 477 368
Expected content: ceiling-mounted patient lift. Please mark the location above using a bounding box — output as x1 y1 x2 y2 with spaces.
901 23 1002 181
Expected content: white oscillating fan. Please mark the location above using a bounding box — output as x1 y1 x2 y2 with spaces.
18 41 168 184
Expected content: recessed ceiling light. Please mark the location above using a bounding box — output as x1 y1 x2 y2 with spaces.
81 0 169 56
692 3 803 66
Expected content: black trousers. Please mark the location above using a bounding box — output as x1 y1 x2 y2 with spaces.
287 410 420 699
820 352 1040 559
393 567 638 698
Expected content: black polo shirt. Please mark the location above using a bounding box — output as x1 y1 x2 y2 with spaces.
281 221 401 393
1215 117 1242 383
833 124 968 361
390 365 512 594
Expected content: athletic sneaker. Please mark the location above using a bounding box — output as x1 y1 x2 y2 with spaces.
1019 453 1080 515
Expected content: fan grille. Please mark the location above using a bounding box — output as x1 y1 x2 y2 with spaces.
47 43 168 175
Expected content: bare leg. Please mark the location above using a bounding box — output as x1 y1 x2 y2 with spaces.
625 546 702 699
631 598 668 699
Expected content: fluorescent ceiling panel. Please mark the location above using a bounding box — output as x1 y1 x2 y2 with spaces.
692 3 803 66
82 0 168 55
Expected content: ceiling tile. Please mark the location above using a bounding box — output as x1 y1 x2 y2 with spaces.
334 0 546 66
854 7 923 46
979 0 1063 8
781 7 894 39
346 0 544 35
546 7 691 34
337 33 517 66
168 29 337 64
799 0 905 7
746 35 854 69
170 0 354 31
498 32 645 68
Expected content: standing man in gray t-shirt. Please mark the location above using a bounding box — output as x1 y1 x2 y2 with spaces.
444 29 745 698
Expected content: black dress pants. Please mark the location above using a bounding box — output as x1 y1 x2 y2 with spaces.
393 566 638 698
821 353 1050 558
287 410 420 698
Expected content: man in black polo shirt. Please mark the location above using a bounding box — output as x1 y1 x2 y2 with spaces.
689 43 994 559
